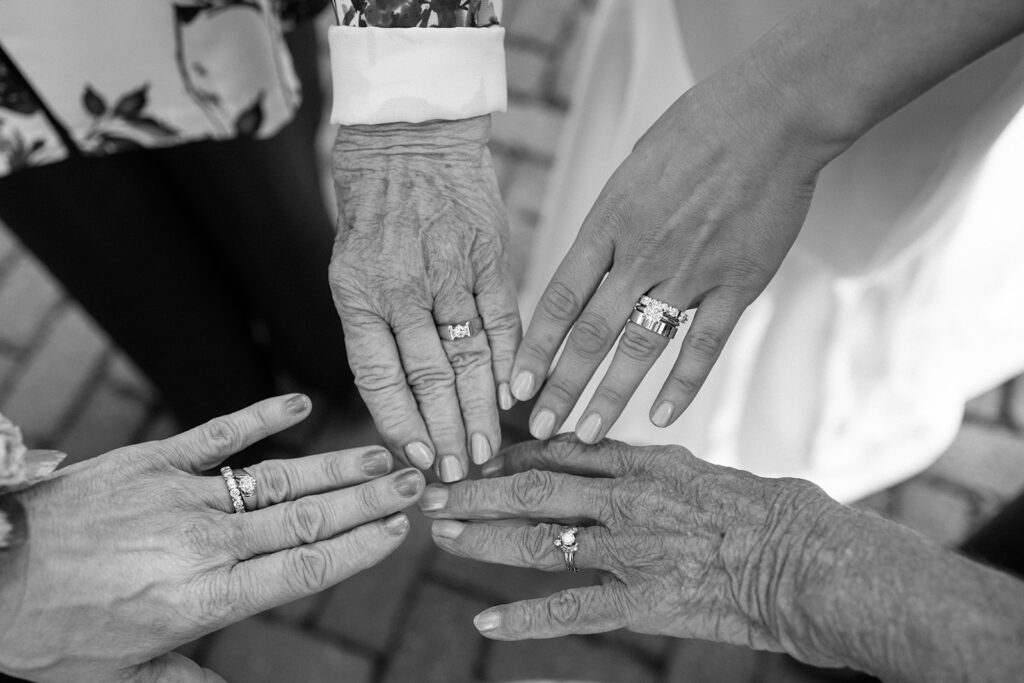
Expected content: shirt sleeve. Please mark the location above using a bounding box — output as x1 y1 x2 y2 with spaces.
328 1 507 125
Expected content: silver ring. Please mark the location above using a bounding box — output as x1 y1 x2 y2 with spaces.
627 295 689 339
437 316 483 342
553 526 580 573
234 468 257 511
220 466 246 514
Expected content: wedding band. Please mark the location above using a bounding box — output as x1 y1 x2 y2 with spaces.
553 526 580 573
628 295 689 340
234 468 257 511
220 466 246 514
437 317 482 342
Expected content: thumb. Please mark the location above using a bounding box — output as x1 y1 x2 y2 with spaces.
122 652 227 683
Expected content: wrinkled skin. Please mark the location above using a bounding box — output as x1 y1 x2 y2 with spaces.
331 116 521 483
0 395 424 682
419 437 845 667
510 68 833 444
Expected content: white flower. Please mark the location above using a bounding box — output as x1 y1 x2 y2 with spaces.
0 412 27 488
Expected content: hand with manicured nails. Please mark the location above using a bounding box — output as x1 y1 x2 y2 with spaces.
0 394 424 683
331 116 521 483
508 73 827 444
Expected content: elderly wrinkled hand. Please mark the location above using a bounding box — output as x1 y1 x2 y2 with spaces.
0 394 424 683
417 436 843 668
330 116 521 483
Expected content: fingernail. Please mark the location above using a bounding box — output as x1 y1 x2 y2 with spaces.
440 456 464 483
285 394 310 415
393 469 424 497
471 433 492 465
405 442 434 470
498 383 516 411
481 456 503 478
511 372 535 401
361 449 392 476
474 611 501 633
652 402 674 428
433 519 465 540
576 412 602 444
383 514 409 536
420 485 449 512
529 409 556 440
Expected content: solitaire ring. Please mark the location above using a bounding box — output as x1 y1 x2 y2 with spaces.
220 466 246 514
437 317 483 342
553 526 580 573
233 468 257 511
627 295 689 340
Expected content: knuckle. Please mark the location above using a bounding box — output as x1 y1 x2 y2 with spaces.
539 280 582 320
508 469 557 510
320 454 354 486
483 310 521 337
686 328 726 360
287 498 329 545
406 364 456 394
665 372 702 400
289 545 333 594
523 525 557 566
617 327 664 359
257 461 295 504
545 591 584 627
593 384 626 408
447 346 490 373
353 363 405 395
568 316 613 358
202 418 243 455
355 481 386 517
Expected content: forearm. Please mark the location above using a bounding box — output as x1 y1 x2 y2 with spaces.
724 0 1024 160
792 504 1024 681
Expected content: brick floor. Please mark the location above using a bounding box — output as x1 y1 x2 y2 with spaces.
1 2 1023 682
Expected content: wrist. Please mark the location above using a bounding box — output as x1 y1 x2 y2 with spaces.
334 116 492 162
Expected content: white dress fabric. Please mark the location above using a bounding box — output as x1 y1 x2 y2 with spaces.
520 0 1024 502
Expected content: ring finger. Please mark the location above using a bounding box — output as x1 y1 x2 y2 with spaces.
203 446 396 513
431 521 618 575
574 288 692 443
230 467 425 557
435 284 500 472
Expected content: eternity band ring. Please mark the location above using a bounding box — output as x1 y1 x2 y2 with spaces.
553 526 581 573
627 295 689 340
220 466 247 514
437 317 483 342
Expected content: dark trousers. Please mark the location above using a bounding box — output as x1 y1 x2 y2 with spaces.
0 23 351 429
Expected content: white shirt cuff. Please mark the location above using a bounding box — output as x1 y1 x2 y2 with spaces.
329 26 507 125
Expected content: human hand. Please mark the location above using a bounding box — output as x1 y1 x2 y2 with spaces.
509 70 834 443
418 437 846 668
330 116 521 482
0 394 424 682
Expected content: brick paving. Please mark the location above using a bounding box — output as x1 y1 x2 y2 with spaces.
1 2 1023 681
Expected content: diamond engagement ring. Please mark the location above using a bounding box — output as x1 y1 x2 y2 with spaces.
436 316 483 342
553 526 580 573
234 468 257 511
220 466 247 514
628 295 689 339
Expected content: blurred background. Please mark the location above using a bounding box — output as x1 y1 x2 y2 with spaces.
1 1 1022 681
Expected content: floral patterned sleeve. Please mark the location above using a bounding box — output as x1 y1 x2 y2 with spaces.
335 0 499 28
326 0 507 124
0 413 63 551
